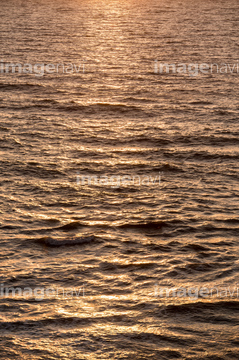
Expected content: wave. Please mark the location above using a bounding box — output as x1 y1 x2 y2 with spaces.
36 235 96 247
162 301 239 324
57 102 145 115
0 82 45 91
0 316 95 330
118 220 167 231
0 101 150 117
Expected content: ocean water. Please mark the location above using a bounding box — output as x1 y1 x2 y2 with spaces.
0 0 239 359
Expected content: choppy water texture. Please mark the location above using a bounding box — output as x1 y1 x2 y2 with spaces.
0 0 239 359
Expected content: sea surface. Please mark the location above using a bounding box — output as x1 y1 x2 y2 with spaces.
0 0 239 359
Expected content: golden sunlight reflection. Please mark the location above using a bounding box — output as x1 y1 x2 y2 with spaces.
1 0 238 358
